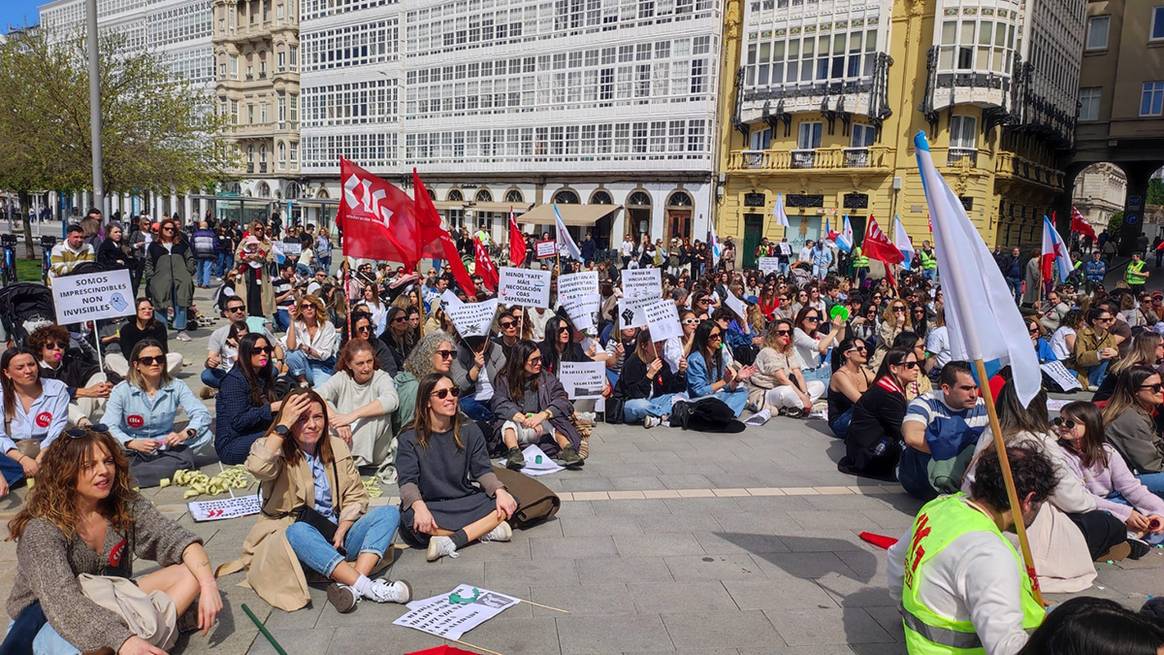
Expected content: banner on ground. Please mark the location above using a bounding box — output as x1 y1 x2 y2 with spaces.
535 240 557 259
644 299 683 342
757 257 780 275
559 361 606 399
498 267 551 308
188 495 261 522
447 298 499 338
393 584 521 641
557 271 599 331
53 269 135 325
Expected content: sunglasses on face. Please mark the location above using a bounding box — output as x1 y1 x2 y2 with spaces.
253 346 274 355
1052 417 1077 430
136 355 165 366
528 356 543 365
1140 383 1164 393
558 326 570 334
436 349 456 359
847 345 868 353
227 305 246 313
709 333 722 340
1028 326 1039 334
500 321 515 328
775 329 791 336
893 306 906 312
392 316 407 323
431 387 461 399
44 342 67 351
899 361 920 369
804 316 819 322
299 304 314 310
356 324 372 332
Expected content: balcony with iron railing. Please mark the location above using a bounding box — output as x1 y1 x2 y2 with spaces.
727 145 894 173
995 152 1065 190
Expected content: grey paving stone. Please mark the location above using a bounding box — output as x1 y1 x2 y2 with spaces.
691 530 790 556
664 554 768 581
560 476 618 492
605 475 667 490
485 557 581 587
764 608 896 646
575 556 675 584
557 614 674 654
614 532 706 557
529 582 634 615
636 511 724 533
723 578 839 611
657 473 715 489
662 610 784 650
466 617 563 654
531 535 619 559
590 499 675 516
248 627 333 655
628 581 740 613
748 551 861 580
559 513 647 536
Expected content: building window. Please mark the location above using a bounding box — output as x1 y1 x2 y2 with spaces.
1141 82 1164 116
950 115 977 150
1079 87 1101 121
1153 7 1164 40
796 122 822 149
1086 16 1110 50
750 127 771 150
851 124 875 147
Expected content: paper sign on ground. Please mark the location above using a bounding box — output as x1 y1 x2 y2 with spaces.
447 298 499 338
535 240 557 259
557 271 600 331
52 269 135 325
189 495 261 522
1040 362 1082 392
559 361 606 399
757 257 781 275
644 299 683 341
496 444 564 477
622 267 661 300
394 584 521 640
498 267 551 308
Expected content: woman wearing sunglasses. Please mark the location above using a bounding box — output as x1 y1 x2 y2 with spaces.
1104 366 1164 498
870 301 912 369
396 373 517 562
343 311 395 374
394 331 457 436
1072 307 1121 390
1091 332 1162 403
103 340 211 487
838 348 918 479
220 389 411 613
285 294 339 387
381 305 418 374
317 340 400 480
492 341 584 470
28 324 111 427
827 337 872 440
143 217 197 342
107 298 184 379
216 333 286 465
793 306 846 386
2 427 221 654
1058 401 1164 544
686 320 751 417
747 320 824 419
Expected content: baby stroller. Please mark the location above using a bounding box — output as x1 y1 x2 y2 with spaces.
0 283 56 347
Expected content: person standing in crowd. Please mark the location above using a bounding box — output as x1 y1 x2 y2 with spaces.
218 389 411 613
144 217 196 342
127 215 150 294
272 263 297 333
48 224 95 286
1000 246 1023 304
191 220 218 288
620 234 635 269
1127 251 1150 291
95 222 130 273
1083 250 1107 291
889 445 1049 655
237 225 275 320
2 428 221 654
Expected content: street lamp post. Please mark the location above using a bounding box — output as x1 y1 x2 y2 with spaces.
86 0 105 219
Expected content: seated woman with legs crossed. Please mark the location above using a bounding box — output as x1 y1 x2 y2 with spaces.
747 320 825 419
491 340 585 470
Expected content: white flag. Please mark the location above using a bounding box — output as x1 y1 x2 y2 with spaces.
553 205 583 261
773 193 790 228
709 220 721 267
723 286 747 323
893 217 916 271
914 131 1040 406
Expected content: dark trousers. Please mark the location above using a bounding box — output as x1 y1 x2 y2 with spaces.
0 451 24 487
0 601 47 654
1067 509 1128 561
897 448 939 502
215 431 263 465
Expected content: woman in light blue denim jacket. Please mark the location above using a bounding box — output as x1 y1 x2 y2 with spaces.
685 320 752 417
103 339 212 486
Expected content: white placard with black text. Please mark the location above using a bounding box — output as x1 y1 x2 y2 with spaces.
447 298 499 338
52 269 136 325
559 361 606 399
498 267 552 308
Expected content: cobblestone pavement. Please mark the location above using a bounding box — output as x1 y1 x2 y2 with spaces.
0 285 1160 655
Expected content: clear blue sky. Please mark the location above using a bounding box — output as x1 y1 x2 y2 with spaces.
1 0 43 32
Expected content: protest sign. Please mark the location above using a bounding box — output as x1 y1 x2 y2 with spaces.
622 267 661 299
618 296 655 329
52 269 135 324
723 287 748 322
441 289 464 310
393 584 521 641
758 257 780 275
447 298 499 338
188 495 261 522
535 240 557 259
1041 361 1082 392
644 298 683 341
559 361 606 399
281 241 302 257
557 271 599 331
498 267 551 308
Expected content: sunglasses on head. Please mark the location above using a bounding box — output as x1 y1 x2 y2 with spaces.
431 387 461 399
66 423 109 439
136 355 165 366
1052 417 1077 430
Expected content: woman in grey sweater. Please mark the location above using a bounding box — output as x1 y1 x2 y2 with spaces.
3 427 221 655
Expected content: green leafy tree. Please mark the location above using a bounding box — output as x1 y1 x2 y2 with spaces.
1108 210 1125 235
1149 178 1164 206
0 30 234 256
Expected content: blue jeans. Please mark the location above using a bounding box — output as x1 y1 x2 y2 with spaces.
803 364 832 387
711 388 748 417
1136 472 1164 500
1006 277 1021 304
923 268 936 282
1085 359 1110 388
285 350 335 386
196 258 214 287
623 394 676 423
275 308 291 332
216 253 234 278
898 448 938 502
606 369 620 389
459 395 495 421
828 407 853 440
285 506 401 577
201 367 227 390
171 305 188 331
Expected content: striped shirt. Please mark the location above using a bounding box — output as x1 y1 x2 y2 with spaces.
48 242 95 285
903 392 989 460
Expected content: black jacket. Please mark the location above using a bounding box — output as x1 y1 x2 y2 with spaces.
839 377 907 478
621 353 684 399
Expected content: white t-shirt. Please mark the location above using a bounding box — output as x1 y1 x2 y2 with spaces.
475 361 494 401
925 326 951 370
1049 326 1076 361
792 328 824 370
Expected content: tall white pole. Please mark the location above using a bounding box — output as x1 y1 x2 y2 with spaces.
86 0 105 220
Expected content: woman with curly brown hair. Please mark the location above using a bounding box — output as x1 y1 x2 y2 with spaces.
2 427 221 654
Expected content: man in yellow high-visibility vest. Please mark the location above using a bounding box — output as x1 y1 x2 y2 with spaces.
1126 252 1150 290
889 444 1052 654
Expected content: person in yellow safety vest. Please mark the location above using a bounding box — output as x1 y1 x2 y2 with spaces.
919 241 938 282
889 443 1053 655
1126 252 1150 289
851 245 869 286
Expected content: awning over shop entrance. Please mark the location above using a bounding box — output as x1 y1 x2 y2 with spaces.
517 203 621 226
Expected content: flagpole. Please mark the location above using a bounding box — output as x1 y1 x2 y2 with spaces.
415 262 426 338
972 358 1044 607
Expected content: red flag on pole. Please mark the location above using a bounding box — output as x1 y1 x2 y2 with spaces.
411 168 478 298
475 237 499 292
1070 206 1097 241
508 209 525 267
862 215 904 266
338 158 424 268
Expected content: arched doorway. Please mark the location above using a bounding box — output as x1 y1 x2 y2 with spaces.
591 190 614 252
446 189 465 230
665 191 693 244
256 181 272 198
626 191 651 243
552 189 580 204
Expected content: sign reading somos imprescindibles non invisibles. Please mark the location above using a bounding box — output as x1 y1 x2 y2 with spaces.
52 270 136 325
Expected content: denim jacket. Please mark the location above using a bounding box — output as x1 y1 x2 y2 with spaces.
0 378 70 453
686 350 727 398
104 379 212 448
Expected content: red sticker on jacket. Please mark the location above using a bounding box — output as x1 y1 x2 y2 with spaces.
126 415 144 429
108 537 126 568
35 412 52 428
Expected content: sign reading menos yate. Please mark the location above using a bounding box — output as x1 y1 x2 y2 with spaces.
498 267 551 308
52 270 135 325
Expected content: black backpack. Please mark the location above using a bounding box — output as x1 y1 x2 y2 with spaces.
669 397 745 433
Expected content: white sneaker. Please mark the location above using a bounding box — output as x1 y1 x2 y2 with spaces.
481 521 512 543
643 416 661 429
176 331 192 342
426 535 459 561
364 578 412 604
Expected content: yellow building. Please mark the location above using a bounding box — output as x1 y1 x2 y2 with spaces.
714 0 1086 267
